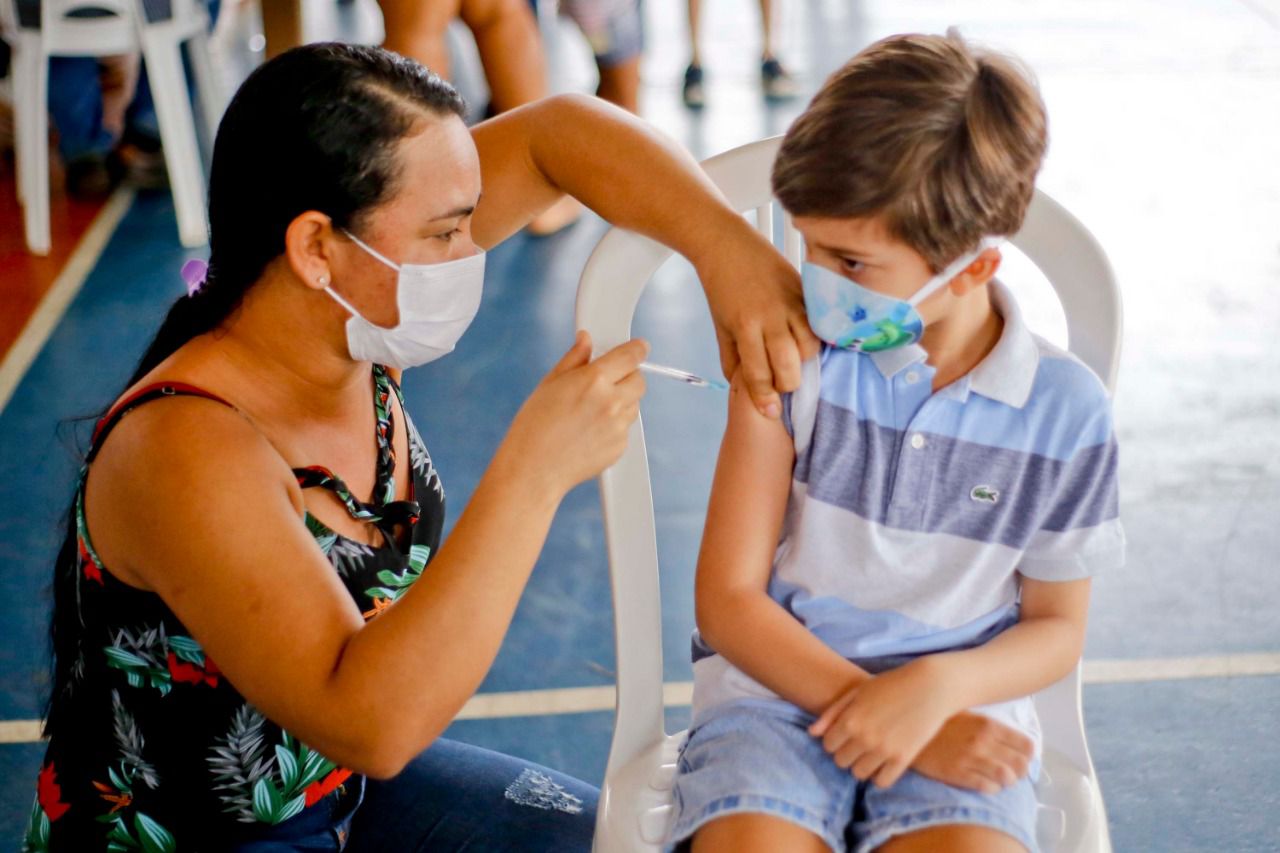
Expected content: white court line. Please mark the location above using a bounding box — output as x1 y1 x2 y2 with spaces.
0 187 136 414
455 682 695 721
3 652 1279 744
0 719 43 744
1080 653 1280 684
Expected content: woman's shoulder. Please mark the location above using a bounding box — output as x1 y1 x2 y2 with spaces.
90 386 301 526
98 339 285 477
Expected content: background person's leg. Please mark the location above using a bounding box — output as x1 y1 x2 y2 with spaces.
756 0 796 100
46 57 122 196
686 0 702 67
261 0 304 59
559 0 643 112
458 0 547 113
47 58 113 164
378 0 461 79
682 0 704 107
587 0 644 113
343 737 598 852
597 56 639 113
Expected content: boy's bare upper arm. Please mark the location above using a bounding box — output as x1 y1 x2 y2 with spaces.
88 399 368 755
695 370 796 611
1018 575 1092 632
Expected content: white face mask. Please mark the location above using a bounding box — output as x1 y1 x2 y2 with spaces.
325 229 485 369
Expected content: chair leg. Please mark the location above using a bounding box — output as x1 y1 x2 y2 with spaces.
184 31 224 160
7 53 27 205
138 29 208 248
14 42 52 256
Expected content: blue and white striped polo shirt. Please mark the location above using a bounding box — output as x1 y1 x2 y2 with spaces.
690 281 1125 744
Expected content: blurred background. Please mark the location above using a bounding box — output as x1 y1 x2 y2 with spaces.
1 0 1278 849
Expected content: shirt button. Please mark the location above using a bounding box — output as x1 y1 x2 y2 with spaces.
905 371 920 384
910 433 926 450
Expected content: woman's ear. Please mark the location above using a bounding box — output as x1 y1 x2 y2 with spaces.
949 248 1003 296
284 211 338 292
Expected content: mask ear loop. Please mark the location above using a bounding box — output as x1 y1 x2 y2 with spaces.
324 278 364 319
326 229 400 323
340 228 402 272
907 236 1003 307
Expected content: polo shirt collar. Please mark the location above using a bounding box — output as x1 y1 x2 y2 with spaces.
968 279 1039 409
865 279 1039 409
869 343 928 379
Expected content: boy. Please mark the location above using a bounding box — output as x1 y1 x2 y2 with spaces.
668 32 1124 853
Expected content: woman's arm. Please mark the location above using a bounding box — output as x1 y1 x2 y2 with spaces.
469 94 818 418
695 371 870 715
89 334 646 779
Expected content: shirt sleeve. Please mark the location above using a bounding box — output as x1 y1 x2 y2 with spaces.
780 354 823 455
1018 407 1126 582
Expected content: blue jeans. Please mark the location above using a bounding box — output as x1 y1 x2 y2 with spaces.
230 737 600 852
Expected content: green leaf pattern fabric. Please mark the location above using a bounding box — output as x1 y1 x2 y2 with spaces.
25 366 445 849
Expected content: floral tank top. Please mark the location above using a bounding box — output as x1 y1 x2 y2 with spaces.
22 365 445 851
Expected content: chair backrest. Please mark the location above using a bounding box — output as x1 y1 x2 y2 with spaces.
4 0 209 52
4 0 137 53
576 134 1123 778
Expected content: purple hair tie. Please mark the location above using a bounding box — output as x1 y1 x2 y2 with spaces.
181 259 209 296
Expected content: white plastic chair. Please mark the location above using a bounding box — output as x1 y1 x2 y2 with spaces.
1 0 221 254
579 135 1121 853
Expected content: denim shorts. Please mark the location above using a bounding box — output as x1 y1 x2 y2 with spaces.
558 0 644 66
667 701 1039 853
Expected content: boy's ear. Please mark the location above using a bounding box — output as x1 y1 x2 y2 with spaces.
949 248 1002 296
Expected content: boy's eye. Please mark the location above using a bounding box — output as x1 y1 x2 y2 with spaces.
436 228 463 242
839 257 865 274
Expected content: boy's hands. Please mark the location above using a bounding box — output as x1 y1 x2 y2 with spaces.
809 658 1035 793
911 712 1035 793
809 657 955 789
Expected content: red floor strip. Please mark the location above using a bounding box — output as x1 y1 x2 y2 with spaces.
0 165 106 360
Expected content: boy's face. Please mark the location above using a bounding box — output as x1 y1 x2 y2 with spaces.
793 213 996 327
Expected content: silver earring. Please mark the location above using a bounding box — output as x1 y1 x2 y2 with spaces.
318 275 329 286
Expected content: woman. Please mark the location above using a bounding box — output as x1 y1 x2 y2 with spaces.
22 43 812 850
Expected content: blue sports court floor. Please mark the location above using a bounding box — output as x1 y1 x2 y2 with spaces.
2 0 1279 850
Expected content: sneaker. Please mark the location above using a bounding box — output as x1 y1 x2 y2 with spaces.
761 57 799 102
682 63 705 109
114 126 169 190
66 152 124 199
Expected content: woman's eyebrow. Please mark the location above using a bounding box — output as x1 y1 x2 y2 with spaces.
427 193 482 222
427 205 475 222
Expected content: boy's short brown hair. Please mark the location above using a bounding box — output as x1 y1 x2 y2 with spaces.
772 32 1047 271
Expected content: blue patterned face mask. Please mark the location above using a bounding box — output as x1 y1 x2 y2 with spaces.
801 238 1000 352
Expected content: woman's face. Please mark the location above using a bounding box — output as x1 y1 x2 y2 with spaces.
326 113 482 329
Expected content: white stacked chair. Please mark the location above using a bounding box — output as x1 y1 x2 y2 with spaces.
1 0 222 254
578 135 1122 853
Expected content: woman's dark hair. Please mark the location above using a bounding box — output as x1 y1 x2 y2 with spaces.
44 43 466 732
